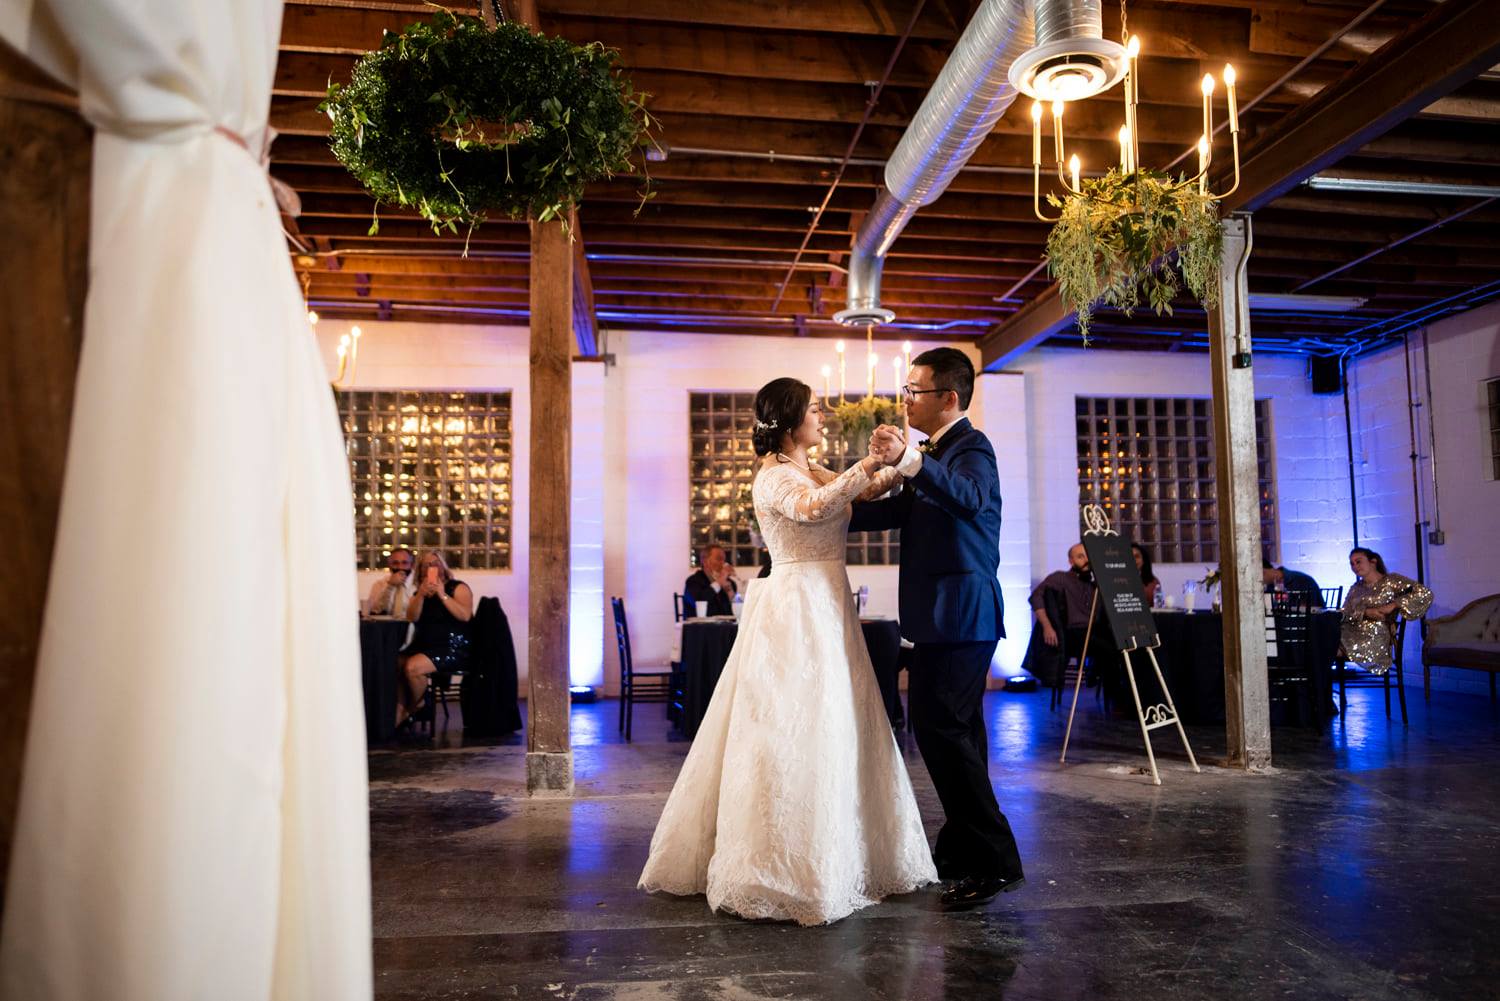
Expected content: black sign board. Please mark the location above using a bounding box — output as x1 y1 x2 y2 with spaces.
1082 533 1158 651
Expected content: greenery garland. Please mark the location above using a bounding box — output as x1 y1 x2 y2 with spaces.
828 397 903 447
1045 169 1223 340
319 10 657 239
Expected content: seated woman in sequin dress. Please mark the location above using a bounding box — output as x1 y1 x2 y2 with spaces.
1339 546 1433 673
396 550 474 727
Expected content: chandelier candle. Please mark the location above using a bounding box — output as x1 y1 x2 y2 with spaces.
836 339 846 404
821 365 832 408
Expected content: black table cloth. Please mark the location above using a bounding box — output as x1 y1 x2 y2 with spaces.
1139 609 1342 726
679 618 905 739
359 617 409 744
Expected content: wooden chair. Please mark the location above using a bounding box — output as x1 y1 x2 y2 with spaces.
1337 615 1409 724
612 596 678 742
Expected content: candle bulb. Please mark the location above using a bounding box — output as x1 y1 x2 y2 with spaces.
1223 63 1238 133
902 340 912 376
892 355 903 398
836 339 846 403
1031 100 1043 165
349 325 363 377
1052 99 1065 167
821 364 832 408
1069 154 1080 193
1126 36 1141 171
1201 73 1215 151
307 309 319 326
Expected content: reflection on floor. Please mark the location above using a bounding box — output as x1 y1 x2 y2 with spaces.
369 686 1500 1000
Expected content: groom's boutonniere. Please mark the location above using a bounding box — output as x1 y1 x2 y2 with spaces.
917 439 938 455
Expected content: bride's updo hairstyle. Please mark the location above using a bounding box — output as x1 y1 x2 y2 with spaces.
752 377 812 456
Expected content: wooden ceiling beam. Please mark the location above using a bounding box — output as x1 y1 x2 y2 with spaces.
534 0 964 39
978 0 1500 369
1223 0 1500 213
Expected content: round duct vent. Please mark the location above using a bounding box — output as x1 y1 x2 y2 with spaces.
1007 37 1127 102
833 306 896 327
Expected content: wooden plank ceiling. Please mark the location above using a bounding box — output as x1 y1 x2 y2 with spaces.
274 0 1500 354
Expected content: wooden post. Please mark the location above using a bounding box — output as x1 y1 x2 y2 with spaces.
1208 215 1271 769
526 213 574 796
0 52 91 874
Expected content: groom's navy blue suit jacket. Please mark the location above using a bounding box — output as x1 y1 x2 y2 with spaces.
849 417 1005 645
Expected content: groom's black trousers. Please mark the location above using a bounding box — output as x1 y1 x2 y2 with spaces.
908 640 1025 882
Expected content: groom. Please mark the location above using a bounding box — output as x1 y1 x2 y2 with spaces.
851 347 1025 910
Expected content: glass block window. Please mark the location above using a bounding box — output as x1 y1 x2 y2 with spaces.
687 392 898 569
819 395 901 567
689 392 759 571
1487 378 1500 480
1075 396 1276 564
336 390 512 571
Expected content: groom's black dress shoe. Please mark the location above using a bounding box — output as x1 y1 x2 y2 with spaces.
940 874 1025 911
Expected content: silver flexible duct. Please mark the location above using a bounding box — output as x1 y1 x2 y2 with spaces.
1035 0 1101 47
838 0 1036 326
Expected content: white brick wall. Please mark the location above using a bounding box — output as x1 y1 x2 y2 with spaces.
1006 346 1352 602
1345 298 1500 694
317 305 1499 700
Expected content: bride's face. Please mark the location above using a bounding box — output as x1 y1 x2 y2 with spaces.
789 398 825 449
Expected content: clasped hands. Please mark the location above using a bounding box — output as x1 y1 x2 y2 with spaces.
867 424 906 467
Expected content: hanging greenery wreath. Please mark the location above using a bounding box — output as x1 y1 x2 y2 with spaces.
319 10 657 240
1045 169 1223 341
825 396 903 457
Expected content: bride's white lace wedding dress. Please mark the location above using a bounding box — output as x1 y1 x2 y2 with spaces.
638 457 938 925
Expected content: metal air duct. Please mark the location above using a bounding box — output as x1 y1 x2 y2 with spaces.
1008 0 1127 103
836 0 1036 327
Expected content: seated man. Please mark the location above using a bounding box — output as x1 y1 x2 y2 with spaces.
1263 558 1325 608
1029 543 1099 655
365 547 415 617
684 544 739 617
1027 543 1126 708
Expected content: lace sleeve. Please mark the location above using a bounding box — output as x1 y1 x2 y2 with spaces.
856 465 901 502
759 461 873 523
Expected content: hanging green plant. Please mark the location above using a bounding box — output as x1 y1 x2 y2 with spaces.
1045 169 1223 341
319 9 657 241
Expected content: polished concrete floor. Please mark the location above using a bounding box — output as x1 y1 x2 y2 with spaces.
369 684 1500 1000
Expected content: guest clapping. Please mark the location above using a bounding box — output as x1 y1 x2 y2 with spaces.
365 547 415 617
1339 547 1433 672
396 551 475 727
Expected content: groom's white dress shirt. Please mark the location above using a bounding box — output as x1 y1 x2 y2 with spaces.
894 414 966 478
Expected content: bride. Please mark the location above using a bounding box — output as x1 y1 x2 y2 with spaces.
638 377 938 925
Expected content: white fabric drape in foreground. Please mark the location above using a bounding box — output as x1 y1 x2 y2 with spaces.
0 2 372 998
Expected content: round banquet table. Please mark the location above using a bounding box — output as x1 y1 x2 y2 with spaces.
678 617 904 739
1137 609 1342 727
359 617 410 743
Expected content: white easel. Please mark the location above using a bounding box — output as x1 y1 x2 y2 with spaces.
1059 505 1201 786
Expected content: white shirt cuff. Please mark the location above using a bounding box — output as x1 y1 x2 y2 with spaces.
895 445 923 478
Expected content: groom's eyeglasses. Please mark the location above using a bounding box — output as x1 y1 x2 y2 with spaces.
902 384 947 398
